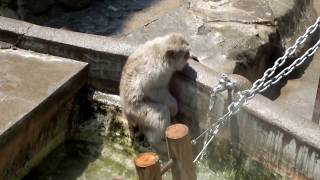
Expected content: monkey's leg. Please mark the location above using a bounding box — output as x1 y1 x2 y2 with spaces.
138 102 171 153
165 94 178 117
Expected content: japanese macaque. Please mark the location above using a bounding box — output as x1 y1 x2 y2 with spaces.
119 33 190 152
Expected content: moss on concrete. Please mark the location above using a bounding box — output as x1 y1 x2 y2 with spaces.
205 139 281 180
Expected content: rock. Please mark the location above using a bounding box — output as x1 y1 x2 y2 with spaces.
189 0 274 25
121 4 276 82
18 0 55 14
58 0 91 9
121 0 317 84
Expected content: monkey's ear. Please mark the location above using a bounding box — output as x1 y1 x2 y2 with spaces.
165 50 176 59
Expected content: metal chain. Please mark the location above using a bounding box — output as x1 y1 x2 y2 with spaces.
191 75 235 145
192 16 320 163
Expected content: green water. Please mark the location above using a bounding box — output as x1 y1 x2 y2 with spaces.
24 105 139 180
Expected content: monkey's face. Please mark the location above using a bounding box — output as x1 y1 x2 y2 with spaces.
165 49 190 71
161 33 190 71
175 50 190 71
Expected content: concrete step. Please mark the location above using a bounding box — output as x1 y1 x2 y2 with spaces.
0 48 88 179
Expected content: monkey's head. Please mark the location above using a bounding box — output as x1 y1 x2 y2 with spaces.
163 33 190 71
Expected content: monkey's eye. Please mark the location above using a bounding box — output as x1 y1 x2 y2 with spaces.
166 50 175 59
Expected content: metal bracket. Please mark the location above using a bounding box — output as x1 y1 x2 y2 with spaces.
212 74 235 96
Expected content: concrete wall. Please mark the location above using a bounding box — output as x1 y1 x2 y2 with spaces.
0 82 88 180
0 100 73 179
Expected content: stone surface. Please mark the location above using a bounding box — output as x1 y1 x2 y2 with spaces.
120 1 277 83
273 51 320 121
0 48 88 179
0 0 183 34
190 0 274 24
19 0 55 14
118 0 317 87
46 0 183 35
58 0 91 9
0 49 87 133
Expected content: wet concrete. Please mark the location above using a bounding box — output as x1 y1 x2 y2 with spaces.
0 48 88 179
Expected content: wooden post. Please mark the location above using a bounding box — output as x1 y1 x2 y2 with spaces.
134 152 162 180
313 77 320 124
165 124 197 180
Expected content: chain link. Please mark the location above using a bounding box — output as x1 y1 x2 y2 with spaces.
192 16 320 163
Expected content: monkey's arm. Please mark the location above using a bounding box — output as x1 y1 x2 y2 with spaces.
149 88 178 117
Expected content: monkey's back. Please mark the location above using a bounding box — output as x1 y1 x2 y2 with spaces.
119 38 171 106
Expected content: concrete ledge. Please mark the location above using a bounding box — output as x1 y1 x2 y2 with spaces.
239 96 320 178
0 49 88 179
0 16 135 92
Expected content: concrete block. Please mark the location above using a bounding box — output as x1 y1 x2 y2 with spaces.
0 48 88 179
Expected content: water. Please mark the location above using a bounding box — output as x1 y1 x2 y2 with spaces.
24 106 138 180
194 91 217 162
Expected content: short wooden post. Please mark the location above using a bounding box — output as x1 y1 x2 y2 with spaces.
313 77 320 124
134 152 162 180
165 124 197 180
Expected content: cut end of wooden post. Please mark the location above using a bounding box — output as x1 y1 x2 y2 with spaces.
165 123 189 139
134 152 159 168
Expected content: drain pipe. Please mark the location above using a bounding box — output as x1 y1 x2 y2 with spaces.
312 77 320 124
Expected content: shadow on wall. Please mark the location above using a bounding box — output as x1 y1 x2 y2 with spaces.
0 0 158 35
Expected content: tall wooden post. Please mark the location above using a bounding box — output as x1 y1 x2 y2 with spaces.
313 77 320 124
165 124 197 180
134 152 162 180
